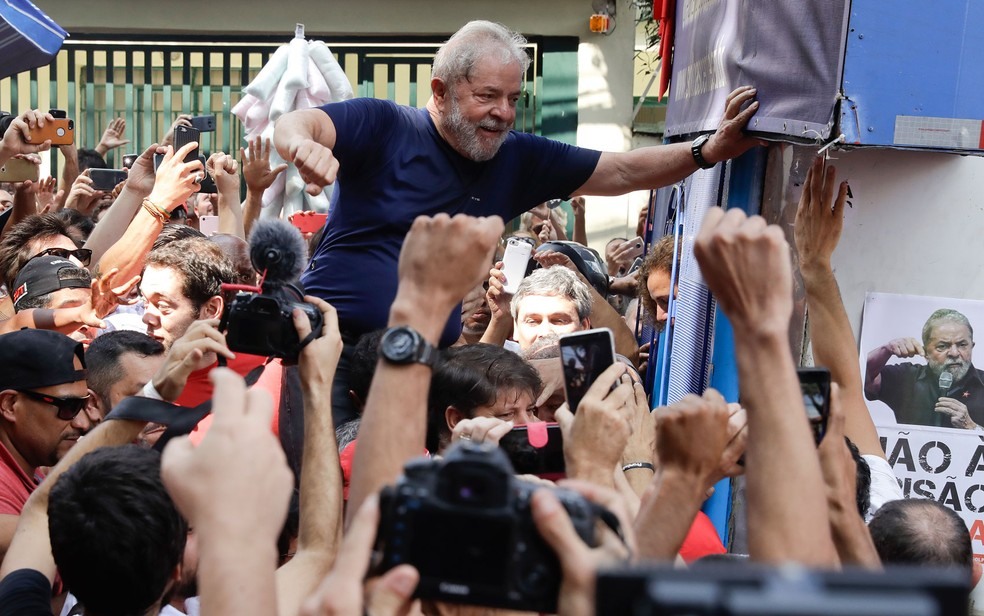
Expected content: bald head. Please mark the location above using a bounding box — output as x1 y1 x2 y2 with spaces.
868 499 972 572
210 233 255 285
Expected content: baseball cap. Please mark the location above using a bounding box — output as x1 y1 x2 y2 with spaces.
0 329 86 390
11 254 91 311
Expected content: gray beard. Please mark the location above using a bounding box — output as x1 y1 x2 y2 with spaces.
443 96 508 162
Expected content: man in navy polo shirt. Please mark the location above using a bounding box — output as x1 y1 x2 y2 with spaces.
274 20 761 422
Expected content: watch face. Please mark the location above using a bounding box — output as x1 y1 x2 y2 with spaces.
385 328 416 362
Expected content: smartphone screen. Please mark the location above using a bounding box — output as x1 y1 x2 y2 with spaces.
798 367 831 444
559 328 615 413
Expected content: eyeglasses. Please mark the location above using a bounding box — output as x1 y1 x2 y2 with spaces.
15 389 89 420
36 247 92 267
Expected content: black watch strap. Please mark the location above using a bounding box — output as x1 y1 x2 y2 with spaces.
691 134 715 170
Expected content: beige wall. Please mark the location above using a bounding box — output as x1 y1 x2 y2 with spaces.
37 0 640 250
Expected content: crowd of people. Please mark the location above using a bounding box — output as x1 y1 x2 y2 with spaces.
0 19 974 616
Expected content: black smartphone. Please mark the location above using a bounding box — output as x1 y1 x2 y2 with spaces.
498 423 565 478
89 169 127 191
48 109 67 119
173 125 200 163
799 367 831 444
559 328 615 414
121 153 138 169
189 114 216 132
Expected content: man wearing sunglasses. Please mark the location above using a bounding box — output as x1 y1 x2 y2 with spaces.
0 328 88 557
0 213 85 317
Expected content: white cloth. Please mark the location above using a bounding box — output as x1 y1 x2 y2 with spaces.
864 454 904 522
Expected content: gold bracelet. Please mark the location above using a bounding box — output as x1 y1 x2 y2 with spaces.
141 198 167 224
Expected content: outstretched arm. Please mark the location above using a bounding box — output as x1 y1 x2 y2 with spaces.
574 87 762 196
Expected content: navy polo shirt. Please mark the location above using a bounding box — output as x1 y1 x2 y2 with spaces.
873 362 984 428
300 98 601 346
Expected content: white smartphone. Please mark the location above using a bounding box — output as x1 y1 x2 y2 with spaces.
501 237 533 295
199 215 219 236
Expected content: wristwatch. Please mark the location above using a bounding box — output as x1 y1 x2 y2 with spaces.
379 326 439 367
690 134 715 170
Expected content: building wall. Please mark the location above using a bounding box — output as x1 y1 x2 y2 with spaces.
37 0 643 251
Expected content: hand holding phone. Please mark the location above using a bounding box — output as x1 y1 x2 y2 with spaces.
499 422 565 478
559 328 616 413
27 118 74 146
798 367 831 444
89 169 128 191
501 237 533 295
189 114 216 132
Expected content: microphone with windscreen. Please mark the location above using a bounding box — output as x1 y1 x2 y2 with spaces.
939 371 954 396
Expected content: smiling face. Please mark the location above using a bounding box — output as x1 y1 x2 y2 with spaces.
437 55 522 161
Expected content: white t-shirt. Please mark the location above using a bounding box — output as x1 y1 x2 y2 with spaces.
864 454 904 522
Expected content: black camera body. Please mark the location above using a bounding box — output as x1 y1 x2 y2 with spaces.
373 441 598 613
220 285 321 365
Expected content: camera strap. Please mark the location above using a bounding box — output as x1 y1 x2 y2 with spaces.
105 363 268 452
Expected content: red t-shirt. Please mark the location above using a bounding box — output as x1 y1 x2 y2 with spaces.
678 510 727 563
173 354 283 445
0 440 36 515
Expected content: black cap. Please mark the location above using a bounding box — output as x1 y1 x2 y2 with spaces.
0 329 86 390
11 255 91 311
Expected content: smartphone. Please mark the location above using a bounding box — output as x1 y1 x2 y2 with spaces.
88 169 127 191
623 236 645 261
559 328 615 414
172 125 200 163
189 114 216 132
289 211 328 234
121 153 138 169
0 158 40 182
498 423 565 478
799 367 831 444
199 215 219 236
501 237 533 294
28 118 74 145
48 109 67 119
546 198 564 209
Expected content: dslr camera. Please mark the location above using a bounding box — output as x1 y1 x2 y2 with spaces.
373 441 600 613
219 219 322 365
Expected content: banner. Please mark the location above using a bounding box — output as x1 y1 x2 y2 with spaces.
860 292 984 565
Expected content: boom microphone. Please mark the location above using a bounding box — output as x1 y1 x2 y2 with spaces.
247 218 309 286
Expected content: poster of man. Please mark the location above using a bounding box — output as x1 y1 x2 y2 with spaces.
860 292 984 431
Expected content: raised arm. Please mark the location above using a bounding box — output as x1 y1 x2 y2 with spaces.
93 142 202 284
346 213 503 521
240 137 288 238
209 152 246 239
275 297 345 616
273 109 339 195
574 87 761 196
694 207 837 566
794 157 882 457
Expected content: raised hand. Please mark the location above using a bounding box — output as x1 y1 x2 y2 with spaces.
241 137 288 193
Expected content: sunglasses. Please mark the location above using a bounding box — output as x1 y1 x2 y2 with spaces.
16 389 89 420
36 247 92 267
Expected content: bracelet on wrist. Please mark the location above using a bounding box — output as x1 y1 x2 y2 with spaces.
141 198 169 225
622 461 655 473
